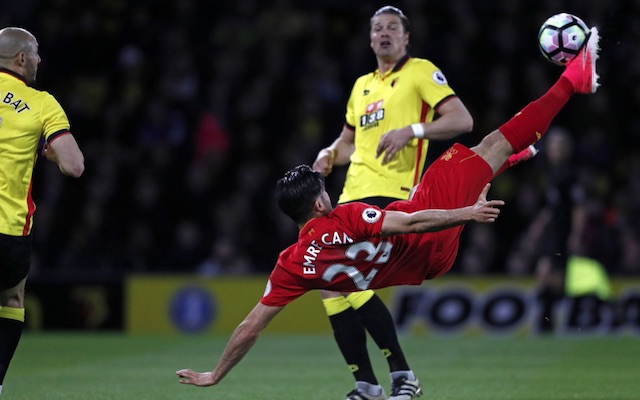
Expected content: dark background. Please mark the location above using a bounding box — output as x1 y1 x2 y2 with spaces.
3 0 638 283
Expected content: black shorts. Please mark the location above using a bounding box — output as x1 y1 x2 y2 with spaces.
0 233 32 289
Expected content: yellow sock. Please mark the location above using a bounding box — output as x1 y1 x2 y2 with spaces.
345 290 375 310
322 296 351 316
0 306 25 322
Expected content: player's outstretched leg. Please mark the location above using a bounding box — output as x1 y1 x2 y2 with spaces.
508 145 539 167
561 27 600 94
494 144 539 176
496 24 600 159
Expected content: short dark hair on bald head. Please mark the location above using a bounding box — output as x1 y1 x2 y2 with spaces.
0 27 36 60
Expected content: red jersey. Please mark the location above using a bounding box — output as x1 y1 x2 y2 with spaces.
262 144 495 307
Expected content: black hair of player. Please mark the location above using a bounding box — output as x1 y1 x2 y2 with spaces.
277 165 326 224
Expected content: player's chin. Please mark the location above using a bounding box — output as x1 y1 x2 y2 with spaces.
374 46 393 56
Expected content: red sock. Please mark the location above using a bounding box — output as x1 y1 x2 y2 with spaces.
494 146 537 177
498 76 574 153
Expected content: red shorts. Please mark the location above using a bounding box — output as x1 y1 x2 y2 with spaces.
387 143 494 278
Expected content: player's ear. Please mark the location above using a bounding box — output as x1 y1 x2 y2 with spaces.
313 195 329 214
17 52 26 66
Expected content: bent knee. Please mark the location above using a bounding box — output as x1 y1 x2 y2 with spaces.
1 278 26 307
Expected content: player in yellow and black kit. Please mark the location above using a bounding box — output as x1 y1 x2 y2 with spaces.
0 27 84 397
313 6 474 400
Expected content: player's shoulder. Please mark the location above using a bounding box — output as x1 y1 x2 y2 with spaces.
2 75 58 105
329 202 364 217
405 56 441 72
352 71 377 88
331 202 383 225
404 57 451 88
28 86 56 101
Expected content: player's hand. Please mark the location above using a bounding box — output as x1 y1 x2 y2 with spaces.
376 127 414 165
470 183 505 223
42 142 58 163
176 369 216 387
312 148 336 176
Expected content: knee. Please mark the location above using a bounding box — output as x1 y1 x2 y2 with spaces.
1 281 26 308
0 294 23 308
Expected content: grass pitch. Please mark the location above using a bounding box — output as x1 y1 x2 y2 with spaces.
6 333 638 399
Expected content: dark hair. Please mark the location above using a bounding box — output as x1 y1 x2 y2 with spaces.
371 5 410 33
276 165 325 224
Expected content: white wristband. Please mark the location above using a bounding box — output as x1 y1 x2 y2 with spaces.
411 123 424 139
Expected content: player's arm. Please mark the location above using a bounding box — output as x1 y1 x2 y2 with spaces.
376 97 473 165
313 125 355 176
420 97 473 140
176 302 284 387
380 184 504 237
43 133 85 178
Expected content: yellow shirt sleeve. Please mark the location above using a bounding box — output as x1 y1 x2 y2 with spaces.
40 91 70 140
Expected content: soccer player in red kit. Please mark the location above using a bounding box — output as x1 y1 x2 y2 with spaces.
262 175 500 306
176 27 600 395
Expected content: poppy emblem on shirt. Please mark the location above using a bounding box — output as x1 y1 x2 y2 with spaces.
362 208 382 224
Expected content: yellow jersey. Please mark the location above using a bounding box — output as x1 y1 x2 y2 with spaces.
339 56 456 204
0 69 71 236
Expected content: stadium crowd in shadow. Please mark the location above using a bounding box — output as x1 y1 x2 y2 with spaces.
3 0 638 279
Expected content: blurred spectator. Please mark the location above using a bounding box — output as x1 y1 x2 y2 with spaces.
505 127 614 332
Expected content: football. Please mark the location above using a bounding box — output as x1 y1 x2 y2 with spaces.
538 13 590 65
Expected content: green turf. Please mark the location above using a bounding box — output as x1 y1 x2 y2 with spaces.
5 333 639 399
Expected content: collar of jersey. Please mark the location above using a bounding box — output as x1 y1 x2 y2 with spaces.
375 54 411 79
0 68 26 83
299 217 319 238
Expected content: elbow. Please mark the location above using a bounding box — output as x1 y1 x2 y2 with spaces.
244 329 261 343
71 163 85 178
65 162 85 178
237 321 262 343
61 160 85 178
461 114 474 133
238 323 262 344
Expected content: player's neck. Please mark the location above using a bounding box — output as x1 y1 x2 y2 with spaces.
377 54 405 75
